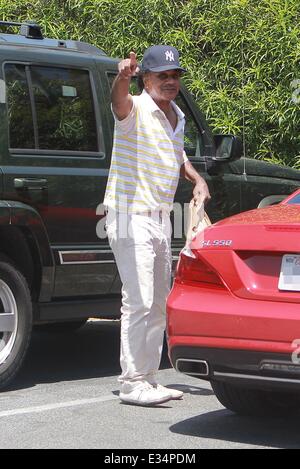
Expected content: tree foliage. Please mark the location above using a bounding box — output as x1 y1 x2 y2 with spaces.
1 0 300 167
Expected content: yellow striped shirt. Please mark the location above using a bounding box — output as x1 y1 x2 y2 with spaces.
103 90 187 213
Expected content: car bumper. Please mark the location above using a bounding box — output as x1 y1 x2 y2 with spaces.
167 283 300 391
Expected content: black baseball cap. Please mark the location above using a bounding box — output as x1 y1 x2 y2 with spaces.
141 45 186 73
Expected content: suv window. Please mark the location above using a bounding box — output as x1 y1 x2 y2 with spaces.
5 64 35 149
106 72 205 159
175 94 204 159
5 64 98 152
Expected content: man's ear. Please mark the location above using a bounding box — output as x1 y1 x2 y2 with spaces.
143 72 151 91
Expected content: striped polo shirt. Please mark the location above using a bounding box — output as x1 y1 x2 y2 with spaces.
103 90 188 213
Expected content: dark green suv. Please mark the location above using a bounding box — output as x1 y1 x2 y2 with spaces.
0 21 299 390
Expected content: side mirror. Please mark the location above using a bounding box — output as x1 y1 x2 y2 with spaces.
213 135 243 162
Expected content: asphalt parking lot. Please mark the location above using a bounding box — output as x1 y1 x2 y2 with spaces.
0 319 299 449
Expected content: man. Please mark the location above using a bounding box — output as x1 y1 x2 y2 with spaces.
104 45 211 406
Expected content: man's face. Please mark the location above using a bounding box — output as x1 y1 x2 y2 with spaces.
144 70 182 102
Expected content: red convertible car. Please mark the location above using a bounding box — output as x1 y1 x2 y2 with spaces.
167 189 300 416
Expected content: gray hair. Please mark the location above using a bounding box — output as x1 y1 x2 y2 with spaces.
137 71 151 92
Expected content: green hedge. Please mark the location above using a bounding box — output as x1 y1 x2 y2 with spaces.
1 0 300 167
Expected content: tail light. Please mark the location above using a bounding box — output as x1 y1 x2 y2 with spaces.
176 252 225 289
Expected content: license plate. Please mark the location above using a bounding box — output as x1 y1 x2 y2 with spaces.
278 255 300 291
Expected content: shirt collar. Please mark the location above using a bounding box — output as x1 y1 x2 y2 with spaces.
141 90 185 120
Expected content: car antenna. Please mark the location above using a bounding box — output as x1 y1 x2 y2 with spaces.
241 22 247 181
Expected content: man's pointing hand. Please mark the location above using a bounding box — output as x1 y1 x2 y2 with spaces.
118 51 140 79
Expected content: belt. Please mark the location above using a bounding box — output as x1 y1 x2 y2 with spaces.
134 210 165 221
106 208 167 222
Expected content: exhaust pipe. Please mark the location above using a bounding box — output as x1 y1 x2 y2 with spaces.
176 358 209 377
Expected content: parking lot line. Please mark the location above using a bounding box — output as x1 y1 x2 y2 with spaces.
0 394 119 418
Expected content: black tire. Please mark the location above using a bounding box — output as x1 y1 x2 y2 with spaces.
211 380 300 417
35 319 88 333
0 257 32 391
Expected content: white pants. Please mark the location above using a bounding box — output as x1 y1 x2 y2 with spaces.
106 210 172 384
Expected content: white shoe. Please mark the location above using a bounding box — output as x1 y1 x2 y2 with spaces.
151 383 183 400
119 381 172 406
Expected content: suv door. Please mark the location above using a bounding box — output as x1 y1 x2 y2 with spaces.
239 159 300 211
174 89 242 243
1 48 114 298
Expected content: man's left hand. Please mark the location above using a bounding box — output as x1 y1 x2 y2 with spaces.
193 181 211 206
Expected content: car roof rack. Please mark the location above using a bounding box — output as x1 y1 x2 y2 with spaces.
0 20 43 40
0 20 108 57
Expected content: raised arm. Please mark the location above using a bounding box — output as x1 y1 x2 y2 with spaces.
111 51 139 121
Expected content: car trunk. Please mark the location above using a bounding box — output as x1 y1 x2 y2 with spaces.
193 205 300 303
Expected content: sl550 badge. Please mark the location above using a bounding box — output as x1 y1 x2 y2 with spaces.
202 239 232 247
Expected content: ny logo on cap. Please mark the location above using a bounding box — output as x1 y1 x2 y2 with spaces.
165 50 175 62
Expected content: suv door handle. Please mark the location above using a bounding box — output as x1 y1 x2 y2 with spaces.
14 178 48 190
